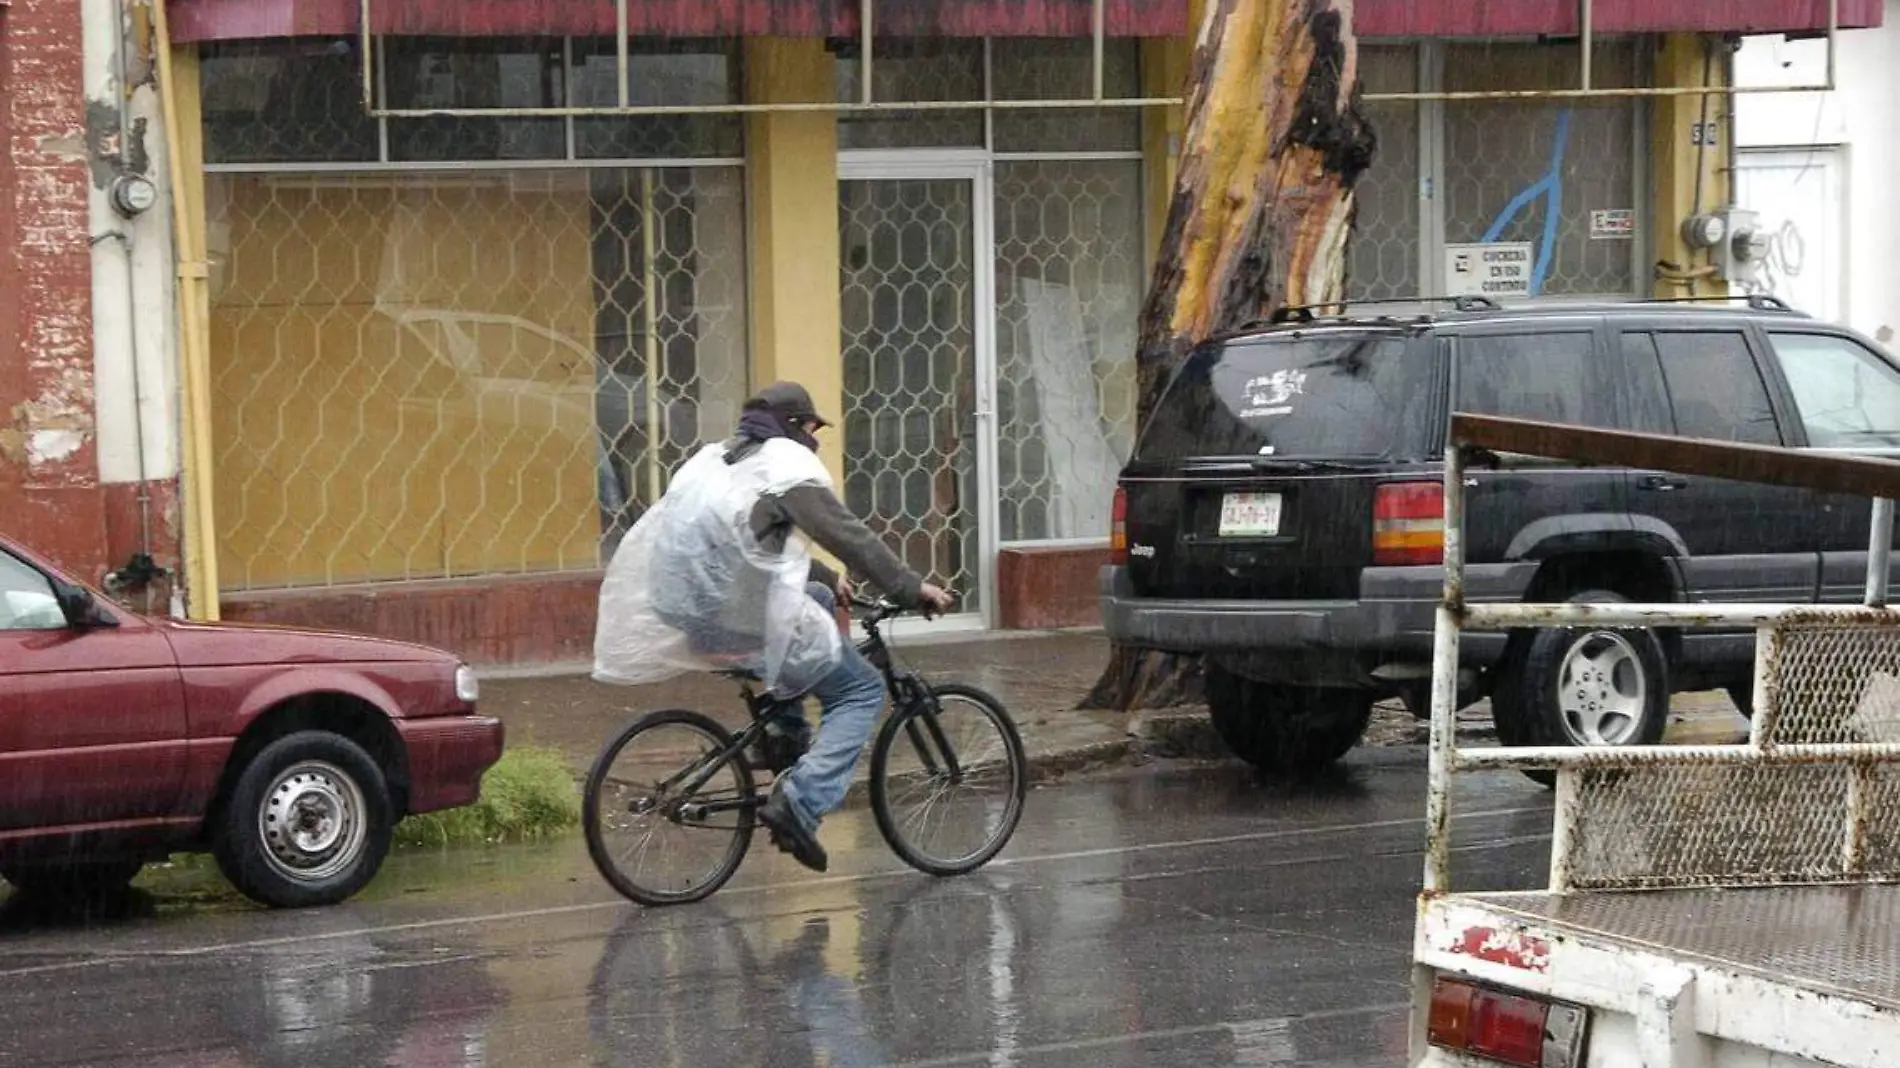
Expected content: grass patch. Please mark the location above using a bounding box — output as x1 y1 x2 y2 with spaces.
394 745 582 848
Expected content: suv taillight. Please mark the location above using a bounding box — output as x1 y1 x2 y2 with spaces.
1372 481 1444 565
1110 485 1128 565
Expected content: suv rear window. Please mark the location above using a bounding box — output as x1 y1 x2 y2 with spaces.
1137 333 1430 461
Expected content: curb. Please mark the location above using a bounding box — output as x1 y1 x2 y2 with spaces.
836 737 1134 808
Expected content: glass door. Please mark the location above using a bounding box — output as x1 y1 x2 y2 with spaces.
837 155 996 624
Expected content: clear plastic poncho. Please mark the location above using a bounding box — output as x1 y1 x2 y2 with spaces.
592 438 843 698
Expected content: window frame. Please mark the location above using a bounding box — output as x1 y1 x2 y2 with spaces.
1637 326 1790 448
1450 325 1617 431
1758 329 1900 451
0 549 68 633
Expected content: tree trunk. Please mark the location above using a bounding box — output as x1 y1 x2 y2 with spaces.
1083 0 1376 712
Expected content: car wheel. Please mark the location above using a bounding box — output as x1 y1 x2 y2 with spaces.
0 858 143 898
1491 589 1670 788
212 731 393 909
1205 667 1374 775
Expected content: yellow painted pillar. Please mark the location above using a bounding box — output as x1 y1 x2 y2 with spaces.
153 5 221 618
1650 34 1730 298
744 39 845 483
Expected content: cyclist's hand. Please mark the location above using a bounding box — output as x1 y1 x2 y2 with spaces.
834 574 854 604
919 583 955 616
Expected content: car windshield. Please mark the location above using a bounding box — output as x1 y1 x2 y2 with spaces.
1136 332 1431 461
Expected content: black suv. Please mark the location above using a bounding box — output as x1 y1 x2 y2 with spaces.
1103 296 1900 774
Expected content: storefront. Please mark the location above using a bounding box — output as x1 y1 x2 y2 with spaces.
160 0 1875 661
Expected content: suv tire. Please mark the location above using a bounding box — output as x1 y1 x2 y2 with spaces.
1205 668 1374 774
1491 588 1670 788
212 731 394 909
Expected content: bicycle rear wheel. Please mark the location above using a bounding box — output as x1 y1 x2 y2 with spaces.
869 683 1027 876
584 709 757 906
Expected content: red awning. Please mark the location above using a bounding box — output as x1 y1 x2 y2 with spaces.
167 0 1878 43
168 0 1185 41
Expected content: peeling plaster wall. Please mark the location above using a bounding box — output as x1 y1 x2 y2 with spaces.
83 0 178 493
0 0 108 576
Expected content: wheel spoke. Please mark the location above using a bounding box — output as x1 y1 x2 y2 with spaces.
585 715 755 905
872 689 1025 875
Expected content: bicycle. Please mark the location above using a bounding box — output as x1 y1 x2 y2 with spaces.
583 593 1029 906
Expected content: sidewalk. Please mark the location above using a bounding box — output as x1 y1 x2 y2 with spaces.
480 630 1133 781
478 629 1750 781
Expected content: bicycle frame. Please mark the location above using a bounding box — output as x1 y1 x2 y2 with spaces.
659 602 969 816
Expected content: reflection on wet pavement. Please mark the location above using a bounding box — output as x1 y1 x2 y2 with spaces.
0 754 1551 1067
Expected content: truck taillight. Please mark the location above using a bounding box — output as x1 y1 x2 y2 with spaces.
1373 481 1444 566
1427 976 1587 1068
1109 485 1128 565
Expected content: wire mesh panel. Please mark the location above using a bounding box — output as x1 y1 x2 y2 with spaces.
205 167 748 589
1765 613 1900 744
838 177 982 607
1551 612 1900 890
992 160 1141 542
1564 763 1855 889
1347 45 1420 302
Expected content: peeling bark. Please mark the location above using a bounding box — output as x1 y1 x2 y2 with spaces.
1084 0 1375 712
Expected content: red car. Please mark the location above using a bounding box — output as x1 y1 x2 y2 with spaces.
0 534 504 908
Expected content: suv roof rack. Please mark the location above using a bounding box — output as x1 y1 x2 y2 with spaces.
1246 294 1503 331
1637 293 1807 315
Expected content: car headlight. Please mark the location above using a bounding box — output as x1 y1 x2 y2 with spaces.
455 664 481 704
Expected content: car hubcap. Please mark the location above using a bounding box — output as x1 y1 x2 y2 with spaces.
1557 632 1648 746
259 761 366 882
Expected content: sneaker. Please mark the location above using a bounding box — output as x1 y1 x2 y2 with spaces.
758 782 828 873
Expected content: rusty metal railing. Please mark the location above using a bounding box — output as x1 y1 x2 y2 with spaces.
1425 414 1900 895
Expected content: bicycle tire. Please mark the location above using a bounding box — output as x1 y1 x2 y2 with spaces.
583 709 757 906
869 683 1028 877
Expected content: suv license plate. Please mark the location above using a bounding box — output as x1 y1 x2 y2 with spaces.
1218 492 1283 537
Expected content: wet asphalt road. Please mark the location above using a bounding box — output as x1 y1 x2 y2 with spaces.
0 752 1553 1068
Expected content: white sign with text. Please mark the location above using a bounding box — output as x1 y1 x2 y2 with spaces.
1445 241 1532 298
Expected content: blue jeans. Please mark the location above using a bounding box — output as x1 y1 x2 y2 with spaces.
774 582 887 834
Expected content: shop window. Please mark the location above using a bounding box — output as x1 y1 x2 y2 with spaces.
1444 41 1643 297
990 37 1142 154
836 39 986 149
993 159 1144 541
1348 45 1421 302
202 40 379 164
383 37 568 161
204 167 748 588
571 39 745 159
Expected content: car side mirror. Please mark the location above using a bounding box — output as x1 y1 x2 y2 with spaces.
52 580 117 629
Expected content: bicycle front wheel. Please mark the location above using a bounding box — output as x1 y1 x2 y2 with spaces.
583 709 757 906
869 683 1027 876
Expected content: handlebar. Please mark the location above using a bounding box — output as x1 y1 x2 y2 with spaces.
846 587 956 623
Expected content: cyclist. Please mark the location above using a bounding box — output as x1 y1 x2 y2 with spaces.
593 381 953 873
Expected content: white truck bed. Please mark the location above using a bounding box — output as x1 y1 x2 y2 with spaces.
1414 885 1900 1067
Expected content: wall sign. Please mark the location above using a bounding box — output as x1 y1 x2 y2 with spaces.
1590 209 1635 240
1445 242 1532 298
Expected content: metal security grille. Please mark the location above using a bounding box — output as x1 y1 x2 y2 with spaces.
205 166 748 589
1443 42 1643 297
838 177 981 607
1347 45 1420 302
993 160 1140 542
